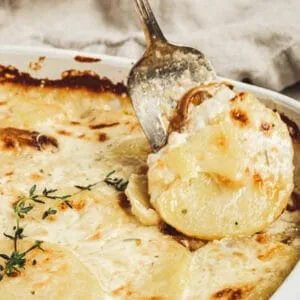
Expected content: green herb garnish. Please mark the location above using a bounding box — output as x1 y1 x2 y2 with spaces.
28 184 45 204
104 170 128 192
13 201 33 219
13 185 72 220
42 188 71 200
42 208 57 220
0 240 43 279
74 182 99 191
0 177 108 282
63 200 73 209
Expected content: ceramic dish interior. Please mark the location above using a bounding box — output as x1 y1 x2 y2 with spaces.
0 45 299 299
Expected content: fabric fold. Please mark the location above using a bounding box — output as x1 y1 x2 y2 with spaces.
0 0 299 91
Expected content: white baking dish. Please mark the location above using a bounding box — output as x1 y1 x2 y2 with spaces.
0 45 298 299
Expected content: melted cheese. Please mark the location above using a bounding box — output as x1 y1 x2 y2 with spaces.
0 81 298 299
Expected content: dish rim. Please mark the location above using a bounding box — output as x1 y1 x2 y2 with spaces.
0 44 299 299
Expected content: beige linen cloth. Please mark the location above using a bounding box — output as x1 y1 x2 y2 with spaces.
0 0 299 91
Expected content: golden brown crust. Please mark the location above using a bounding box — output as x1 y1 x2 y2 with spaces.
28 56 46 71
257 244 285 261
253 173 263 186
279 112 300 142
0 65 127 95
0 127 58 152
56 129 72 136
255 233 270 244
118 193 132 214
159 222 207 252
260 122 271 132
211 284 254 300
169 82 235 133
230 108 249 127
169 85 214 133
4 171 14 176
112 284 133 297
229 92 247 103
74 55 101 63
98 133 109 142
70 121 81 125
89 122 119 130
287 192 300 212
70 199 87 211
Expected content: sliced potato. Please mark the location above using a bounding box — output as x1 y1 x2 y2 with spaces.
150 173 290 239
109 136 150 161
186 237 298 299
0 240 105 300
76 226 191 299
125 174 160 226
106 136 151 175
148 91 294 239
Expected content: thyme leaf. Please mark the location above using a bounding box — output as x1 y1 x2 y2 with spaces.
0 254 9 260
23 240 44 254
13 200 33 219
63 200 73 209
42 208 57 220
29 185 37 197
74 182 99 191
31 196 45 204
104 170 128 192
3 233 14 240
106 170 116 178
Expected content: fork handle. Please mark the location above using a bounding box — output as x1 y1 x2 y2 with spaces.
132 0 166 47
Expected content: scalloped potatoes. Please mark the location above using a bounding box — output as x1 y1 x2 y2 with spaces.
148 83 294 239
0 67 298 300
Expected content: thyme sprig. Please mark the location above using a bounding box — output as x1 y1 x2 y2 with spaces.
0 195 44 281
15 178 104 221
13 170 127 222
0 183 68 281
41 187 73 209
17 184 74 216
42 187 71 200
0 170 128 281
